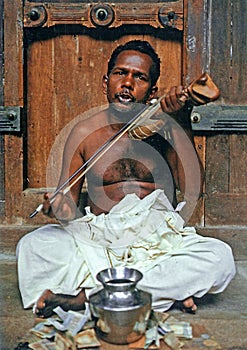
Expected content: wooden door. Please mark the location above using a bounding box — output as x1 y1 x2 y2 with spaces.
2 0 246 235
186 0 247 227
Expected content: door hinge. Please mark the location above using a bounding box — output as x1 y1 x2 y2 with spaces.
0 106 21 132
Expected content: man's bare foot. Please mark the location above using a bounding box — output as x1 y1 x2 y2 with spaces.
35 289 87 318
181 297 197 314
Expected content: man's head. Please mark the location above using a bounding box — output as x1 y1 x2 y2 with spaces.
103 40 161 118
107 40 161 86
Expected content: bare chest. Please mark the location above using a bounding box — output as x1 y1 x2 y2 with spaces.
85 136 167 185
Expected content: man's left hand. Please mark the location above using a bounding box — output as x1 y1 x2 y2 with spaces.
160 86 189 114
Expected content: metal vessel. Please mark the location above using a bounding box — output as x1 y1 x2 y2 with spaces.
89 267 151 344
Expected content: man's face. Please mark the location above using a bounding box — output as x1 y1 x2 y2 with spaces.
103 50 157 115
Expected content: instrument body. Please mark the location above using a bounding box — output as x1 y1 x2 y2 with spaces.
128 72 220 139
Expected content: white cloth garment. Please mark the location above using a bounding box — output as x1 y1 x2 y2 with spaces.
16 190 236 311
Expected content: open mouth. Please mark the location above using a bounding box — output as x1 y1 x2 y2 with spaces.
118 95 133 104
116 92 135 104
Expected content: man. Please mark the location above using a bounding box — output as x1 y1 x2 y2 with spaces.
17 40 235 318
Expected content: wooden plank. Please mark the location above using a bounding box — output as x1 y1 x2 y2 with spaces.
3 0 24 224
184 0 207 84
205 193 247 226
0 0 4 217
188 135 206 226
231 0 247 104
210 0 247 104
183 1 209 225
0 0 3 104
204 136 247 227
4 0 23 106
205 134 230 194
53 34 107 120
210 0 232 102
27 35 55 188
4 136 24 225
196 226 247 261
229 134 247 193
0 136 4 217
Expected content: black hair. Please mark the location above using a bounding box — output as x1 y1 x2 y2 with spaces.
107 40 161 86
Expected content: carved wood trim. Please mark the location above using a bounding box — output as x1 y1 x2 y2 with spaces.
24 1 184 30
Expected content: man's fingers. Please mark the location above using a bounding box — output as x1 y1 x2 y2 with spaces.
161 86 187 113
42 192 55 217
42 191 76 221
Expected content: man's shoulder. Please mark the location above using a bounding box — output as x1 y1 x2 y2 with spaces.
71 108 109 134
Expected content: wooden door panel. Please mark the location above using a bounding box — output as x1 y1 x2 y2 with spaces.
205 134 247 226
203 0 247 226
229 135 247 193
27 36 54 188
2 0 23 224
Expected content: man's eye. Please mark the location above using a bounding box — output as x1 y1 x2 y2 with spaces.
114 71 125 75
136 74 147 81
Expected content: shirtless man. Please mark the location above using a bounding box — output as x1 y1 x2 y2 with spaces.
17 40 235 318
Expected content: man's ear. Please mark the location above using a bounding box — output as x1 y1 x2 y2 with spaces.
102 75 108 95
146 85 158 103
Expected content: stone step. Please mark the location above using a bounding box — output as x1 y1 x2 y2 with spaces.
1 225 246 260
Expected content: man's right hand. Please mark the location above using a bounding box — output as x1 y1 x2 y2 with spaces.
42 192 77 222
42 192 55 218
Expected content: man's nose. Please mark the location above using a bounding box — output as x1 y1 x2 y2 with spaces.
121 73 134 89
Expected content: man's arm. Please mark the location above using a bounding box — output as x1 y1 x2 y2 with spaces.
160 87 204 221
43 123 86 221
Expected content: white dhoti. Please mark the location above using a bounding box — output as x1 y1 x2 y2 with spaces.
16 190 236 311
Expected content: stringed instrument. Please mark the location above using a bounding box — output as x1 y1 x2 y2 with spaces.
128 72 220 140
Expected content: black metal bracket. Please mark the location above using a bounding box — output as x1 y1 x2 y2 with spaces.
0 106 21 132
191 104 247 131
